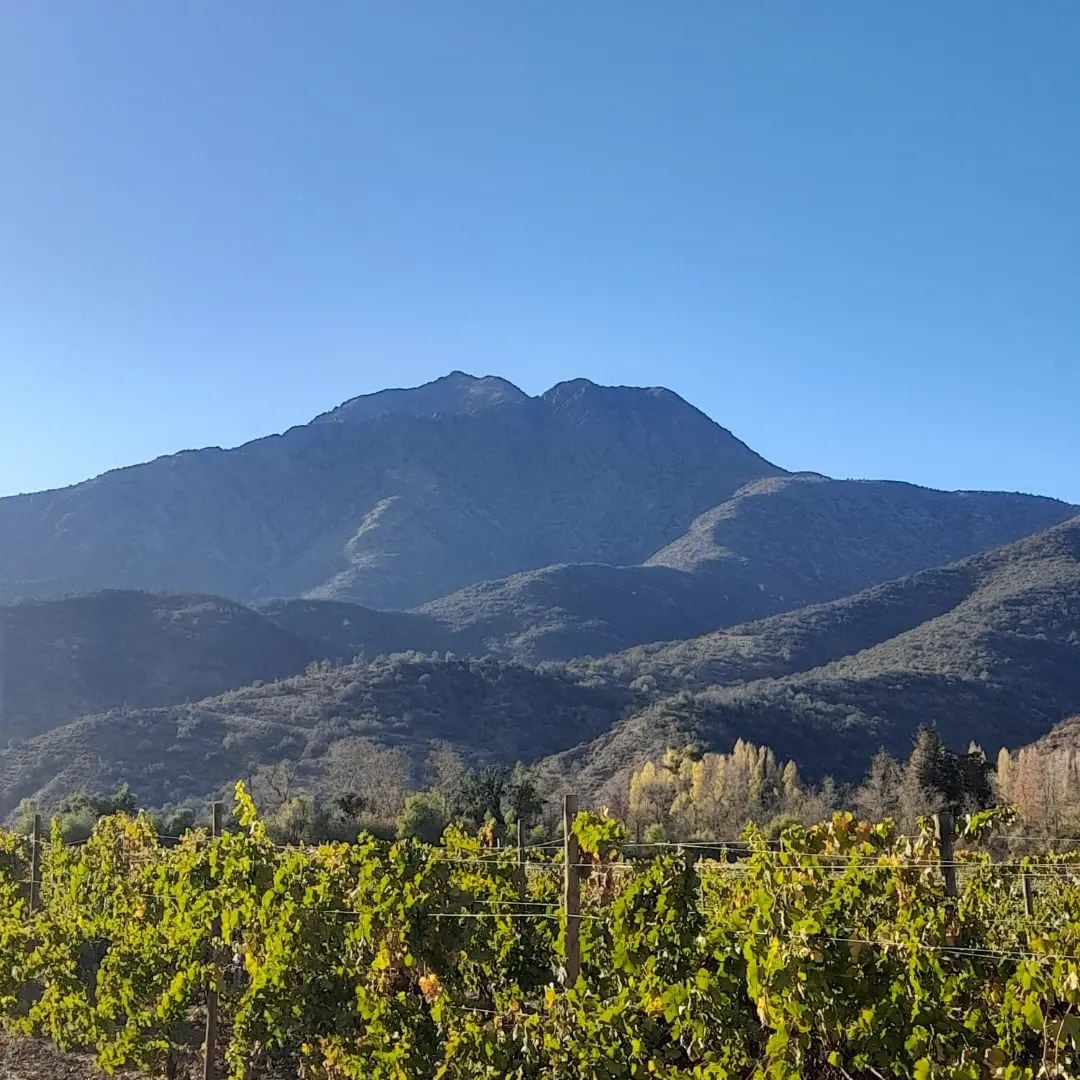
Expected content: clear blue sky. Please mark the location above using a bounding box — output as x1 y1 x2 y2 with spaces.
1 3 1077 501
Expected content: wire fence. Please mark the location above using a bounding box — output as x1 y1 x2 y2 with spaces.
19 806 1080 1079
16 809 1080 967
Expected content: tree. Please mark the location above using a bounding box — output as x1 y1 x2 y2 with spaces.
37 784 146 843
154 806 196 840
248 762 297 813
326 738 410 827
855 749 902 822
267 794 327 846
504 763 543 829
956 748 993 812
426 742 468 818
995 747 1014 803
781 761 801 806
458 765 509 834
900 727 948 826
627 741 826 842
795 776 838 827
1002 745 1080 839
899 726 993 825
396 791 448 844
99 783 138 815
628 760 677 840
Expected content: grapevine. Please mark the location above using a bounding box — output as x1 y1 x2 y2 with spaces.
2 790 1080 1078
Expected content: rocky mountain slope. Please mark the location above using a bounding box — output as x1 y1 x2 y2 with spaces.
421 476 1074 662
6 515 1080 813
0 374 781 609
549 514 1080 793
0 590 481 745
0 654 631 815
0 592 314 742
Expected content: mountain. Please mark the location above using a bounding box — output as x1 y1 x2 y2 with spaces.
0 590 485 746
418 477 1076 663
258 598 470 659
8 514 1080 814
311 371 529 424
416 563 724 663
0 375 781 609
1032 714 1080 754
0 592 314 742
3 372 1079 815
5 514 1080 813
566 562 984 692
547 514 1080 793
0 654 632 815
1 371 1072 633
645 474 1072 591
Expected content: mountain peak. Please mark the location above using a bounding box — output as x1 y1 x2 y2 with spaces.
541 377 701 414
316 372 710 427
313 371 529 425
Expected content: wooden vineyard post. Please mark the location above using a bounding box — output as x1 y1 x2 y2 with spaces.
204 801 223 1080
28 812 42 917
934 811 957 899
516 818 527 902
562 793 580 987
1022 872 1035 918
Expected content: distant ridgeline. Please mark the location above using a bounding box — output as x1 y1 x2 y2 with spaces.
0 372 1078 813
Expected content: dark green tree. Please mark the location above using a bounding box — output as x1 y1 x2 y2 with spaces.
900 726 993 822
458 765 509 834
504 762 544 829
396 791 448 844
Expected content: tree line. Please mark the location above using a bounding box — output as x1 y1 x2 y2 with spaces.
622 725 1080 844
16 725 1080 848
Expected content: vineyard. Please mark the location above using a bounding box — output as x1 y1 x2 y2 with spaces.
2 786 1080 1079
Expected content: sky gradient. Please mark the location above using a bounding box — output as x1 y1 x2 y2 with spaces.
1 3 1078 501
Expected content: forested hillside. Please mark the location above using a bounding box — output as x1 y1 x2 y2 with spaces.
258 597 471 659
0 592 313 741
1 375 1078 817
552 515 1080 794
0 590 480 745
418 474 1075 663
6 514 1080 817
0 653 631 816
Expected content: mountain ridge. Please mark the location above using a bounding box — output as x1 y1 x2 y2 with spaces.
0 589 482 747
418 477 1076 662
1 372 1078 814
547 513 1080 796
0 591 315 742
5 513 1080 813
0 373 783 608
0 653 633 816
312 371 531 425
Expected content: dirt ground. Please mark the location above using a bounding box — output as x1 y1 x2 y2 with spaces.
0 1033 272 1080
0 1033 121 1080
